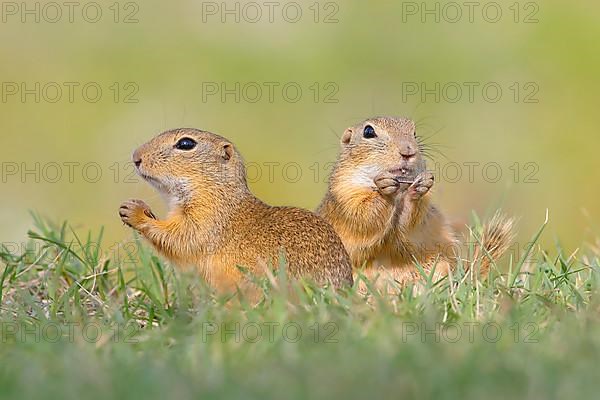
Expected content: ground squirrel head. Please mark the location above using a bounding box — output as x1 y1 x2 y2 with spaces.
334 116 426 189
132 128 248 205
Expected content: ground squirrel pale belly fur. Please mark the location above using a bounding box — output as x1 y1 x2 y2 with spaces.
119 128 353 292
317 116 514 285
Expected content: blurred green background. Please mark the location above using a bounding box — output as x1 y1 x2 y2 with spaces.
0 0 598 250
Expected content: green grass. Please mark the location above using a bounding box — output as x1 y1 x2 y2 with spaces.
1 214 600 399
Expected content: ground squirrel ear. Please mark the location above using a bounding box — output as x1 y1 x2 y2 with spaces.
341 129 353 145
221 143 234 161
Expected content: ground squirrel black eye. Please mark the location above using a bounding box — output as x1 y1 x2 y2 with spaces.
175 137 197 151
363 125 377 139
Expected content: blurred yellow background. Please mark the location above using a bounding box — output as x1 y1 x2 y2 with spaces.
1 0 599 250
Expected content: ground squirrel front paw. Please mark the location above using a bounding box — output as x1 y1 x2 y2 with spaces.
375 171 412 196
119 199 156 231
374 171 400 196
408 172 434 199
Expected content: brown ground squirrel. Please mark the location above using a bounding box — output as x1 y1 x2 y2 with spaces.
317 116 513 285
119 128 353 292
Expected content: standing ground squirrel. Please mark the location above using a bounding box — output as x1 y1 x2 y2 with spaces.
119 128 353 292
317 116 514 285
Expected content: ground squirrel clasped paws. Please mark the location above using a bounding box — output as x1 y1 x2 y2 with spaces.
317 116 514 286
119 128 353 292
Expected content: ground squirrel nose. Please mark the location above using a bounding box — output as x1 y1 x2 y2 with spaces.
133 156 142 167
400 145 416 159
132 149 142 167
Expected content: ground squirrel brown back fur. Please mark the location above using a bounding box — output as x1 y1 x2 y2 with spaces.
317 116 514 285
119 128 353 292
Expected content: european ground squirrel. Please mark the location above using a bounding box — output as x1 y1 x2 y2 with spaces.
119 128 353 292
317 116 514 285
